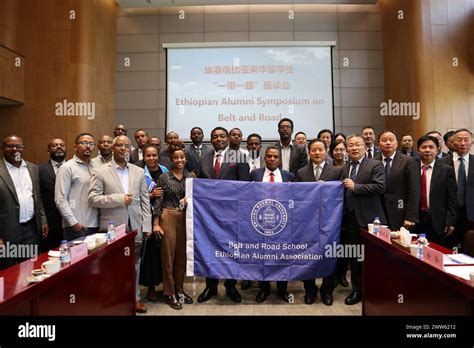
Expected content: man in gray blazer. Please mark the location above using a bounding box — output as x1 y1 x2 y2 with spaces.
0 135 48 270
89 135 152 313
342 135 386 305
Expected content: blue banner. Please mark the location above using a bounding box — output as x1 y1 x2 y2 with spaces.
186 178 344 281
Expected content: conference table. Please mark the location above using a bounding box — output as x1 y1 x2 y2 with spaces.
0 231 136 316
361 229 474 315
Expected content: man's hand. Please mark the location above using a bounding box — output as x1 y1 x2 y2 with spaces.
402 220 415 230
124 194 133 206
72 223 85 232
41 224 49 238
343 178 355 190
444 225 455 236
153 225 164 239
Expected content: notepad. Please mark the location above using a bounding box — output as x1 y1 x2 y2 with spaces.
444 265 474 281
445 253 474 265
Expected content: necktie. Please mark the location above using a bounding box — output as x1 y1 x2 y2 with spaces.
214 153 221 177
384 157 392 179
196 147 201 159
314 165 322 181
421 164 429 211
346 161 358 211
269 172 275 182
350 161 358 180
458 157 467 207
367 148 372 159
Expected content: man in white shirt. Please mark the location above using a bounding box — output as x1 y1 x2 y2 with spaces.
0 135 48 269
55 133 99 241
246 133 264 172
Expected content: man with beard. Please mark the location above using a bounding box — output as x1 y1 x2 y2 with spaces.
0 135 48 269
274 118 307 176
197 127 250 304
91 135 114 167
130 129 149 164
55 133 99 240
39 139 67 251
246 133 265 172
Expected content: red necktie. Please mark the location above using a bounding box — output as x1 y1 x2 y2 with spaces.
269 172 275 182
421 164 429 210
214 154 221 177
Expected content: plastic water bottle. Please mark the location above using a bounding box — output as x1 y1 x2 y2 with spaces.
59 240 71 266
373 217 381 236
107 220 116 242
417 233 426 259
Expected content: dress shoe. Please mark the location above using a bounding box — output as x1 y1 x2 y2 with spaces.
197 287 217 303
225 287 242 303
255 290 270 303
304 291 316 305
320 292 333 306
277 290 290 303
167 295 183 310
135 301 147 313
147 287 157 302
338 275 349 288
344 291 362 305
178 292 194 304
241 280 252 290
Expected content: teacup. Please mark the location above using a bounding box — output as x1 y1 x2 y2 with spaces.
367 223 374 233
96 234 107 245
41 259 61 275
409 244 419 257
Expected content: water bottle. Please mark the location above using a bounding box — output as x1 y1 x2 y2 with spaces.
373 217 381 236
59 240 71 266
417 233 426 259
107 220 116 242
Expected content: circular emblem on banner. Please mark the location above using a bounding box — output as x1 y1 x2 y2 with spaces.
251 199 288 236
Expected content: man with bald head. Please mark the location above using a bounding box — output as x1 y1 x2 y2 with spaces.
0 135 48 269
89 135 152 313
39 138 67 251
91 135 114 167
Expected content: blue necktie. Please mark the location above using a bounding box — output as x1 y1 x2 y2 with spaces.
458 157 467 207
384 157 392 179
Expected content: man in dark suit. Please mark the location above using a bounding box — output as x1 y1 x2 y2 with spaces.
249 146 294 303
0 135 48 270
342 135 386 305
296 139 342 306
375 131 420 231
426 131 448 158
39 138 66 252
186 127 211 176
362 126 381 159
443 131 456 156
440 129 474 249
400 134 419 158
129 129 149 164
246 133 265 172
197 127 250 304
274 118 307 175
415 135 457 246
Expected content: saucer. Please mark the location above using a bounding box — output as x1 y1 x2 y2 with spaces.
26 274 50 283
72 240 83 245
31 269 45 276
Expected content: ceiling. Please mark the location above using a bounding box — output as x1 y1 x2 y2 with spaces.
117 0 377 8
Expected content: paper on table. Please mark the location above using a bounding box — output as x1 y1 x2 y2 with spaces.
446 253 474 264
444 265 474 280
444 255 461 265
0 277 4 301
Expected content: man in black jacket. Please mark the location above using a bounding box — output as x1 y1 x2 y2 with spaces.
39 138 66 252
274 118 307 176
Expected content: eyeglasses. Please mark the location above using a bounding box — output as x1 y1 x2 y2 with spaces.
77 141 95 147
114 144 131 149
4 144 25 149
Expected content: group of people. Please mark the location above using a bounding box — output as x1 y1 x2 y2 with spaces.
0 119 472 313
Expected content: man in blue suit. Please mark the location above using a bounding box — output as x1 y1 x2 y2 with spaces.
250 146 294 303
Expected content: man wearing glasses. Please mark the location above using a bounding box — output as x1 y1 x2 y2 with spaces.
55 133 99 240
0 135 48 270
89 135 151 313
